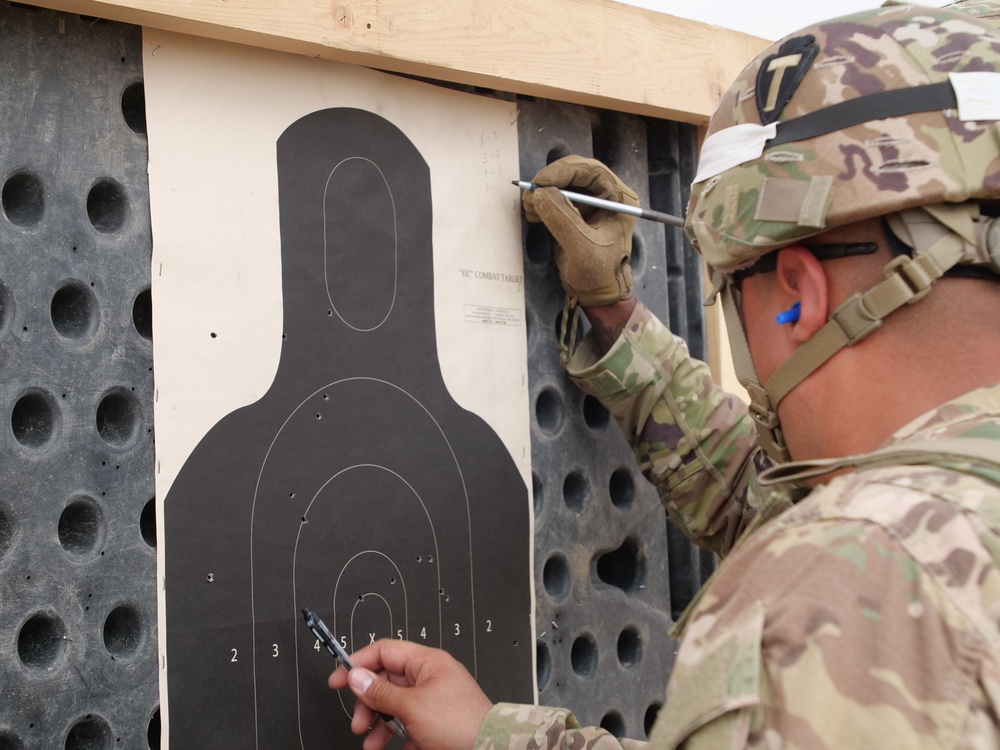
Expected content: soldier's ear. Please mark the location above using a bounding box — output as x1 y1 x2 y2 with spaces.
774 245 827 345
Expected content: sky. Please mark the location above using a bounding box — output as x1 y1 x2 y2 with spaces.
620 0 954 40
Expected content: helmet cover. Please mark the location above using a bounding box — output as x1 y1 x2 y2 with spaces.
685 5 1000 272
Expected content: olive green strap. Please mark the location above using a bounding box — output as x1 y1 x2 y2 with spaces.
765 233 965 405
718 280 792 463
715 204 974 466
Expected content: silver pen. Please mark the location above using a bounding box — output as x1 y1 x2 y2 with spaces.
302 607 409 739
512 180 684 227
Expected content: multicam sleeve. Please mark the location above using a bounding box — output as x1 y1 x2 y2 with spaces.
566 302 779 556
474 703 647 750
654 468 1000 749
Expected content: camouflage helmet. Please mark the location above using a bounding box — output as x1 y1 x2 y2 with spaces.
684 4 1000 272
925 0 1000 24
684 5 1000 467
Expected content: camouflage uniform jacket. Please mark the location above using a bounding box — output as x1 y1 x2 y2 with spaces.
476 302 1000 749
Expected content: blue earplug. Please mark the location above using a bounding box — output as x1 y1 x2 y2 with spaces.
775 302 801 325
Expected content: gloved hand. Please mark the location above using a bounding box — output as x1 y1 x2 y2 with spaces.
522 155 639 306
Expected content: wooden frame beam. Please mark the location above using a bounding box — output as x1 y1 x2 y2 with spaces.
27 0 767 123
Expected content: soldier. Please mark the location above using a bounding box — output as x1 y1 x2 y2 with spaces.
329 5 1000 748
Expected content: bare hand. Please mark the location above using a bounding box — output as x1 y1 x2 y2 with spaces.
327 639 493 750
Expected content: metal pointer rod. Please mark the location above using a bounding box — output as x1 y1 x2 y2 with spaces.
512 180 684 227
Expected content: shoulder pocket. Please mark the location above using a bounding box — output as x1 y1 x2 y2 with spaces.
651 600 765 750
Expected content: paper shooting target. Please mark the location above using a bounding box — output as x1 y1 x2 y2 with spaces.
161 108 534 748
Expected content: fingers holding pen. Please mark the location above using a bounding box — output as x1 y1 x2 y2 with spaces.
527 185 607 246
530 155 639 207
328 639 493 750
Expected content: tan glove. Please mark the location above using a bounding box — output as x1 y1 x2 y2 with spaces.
522 155 639 307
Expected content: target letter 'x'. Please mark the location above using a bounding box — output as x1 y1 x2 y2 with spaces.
369 633 376 644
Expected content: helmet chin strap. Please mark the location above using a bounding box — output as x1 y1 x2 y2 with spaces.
718 280 793 464
715 203 976 468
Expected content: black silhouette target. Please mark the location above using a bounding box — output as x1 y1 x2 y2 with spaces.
163 108 533 749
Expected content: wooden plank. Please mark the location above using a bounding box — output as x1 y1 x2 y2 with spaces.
26 0 768 123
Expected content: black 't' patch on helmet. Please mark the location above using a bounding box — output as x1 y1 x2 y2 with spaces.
756 35 819 125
